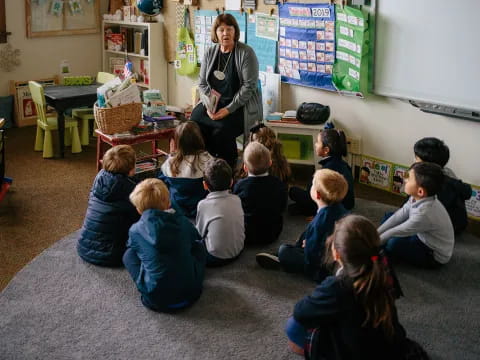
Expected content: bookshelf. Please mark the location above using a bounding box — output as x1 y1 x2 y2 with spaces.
102 20 168 102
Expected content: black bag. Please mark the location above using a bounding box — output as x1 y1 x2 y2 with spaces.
296 102 330 125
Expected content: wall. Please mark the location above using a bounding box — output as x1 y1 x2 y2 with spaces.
167 64 480 185
0 0 108 96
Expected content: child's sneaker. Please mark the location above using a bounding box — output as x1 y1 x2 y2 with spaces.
256 253 281 270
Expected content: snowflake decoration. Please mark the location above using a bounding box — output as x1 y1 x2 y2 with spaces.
0 44 21 72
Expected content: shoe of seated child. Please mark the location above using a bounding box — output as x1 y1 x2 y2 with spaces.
256 253 281 270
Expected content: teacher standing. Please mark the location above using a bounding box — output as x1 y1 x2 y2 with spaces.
191 13 263 169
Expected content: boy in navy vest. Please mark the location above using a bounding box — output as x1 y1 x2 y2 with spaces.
256 169 348 282
233 141 288 244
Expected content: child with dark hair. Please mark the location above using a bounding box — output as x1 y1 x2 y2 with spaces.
77 145 139 267
256 169 348 281
233 141 288 244
289 129 355 216
123 178 206 312
236 124 291 183
159 121 214 217
196 159 245 267
414 137 471 234
285 215 423 359
379 162 454 268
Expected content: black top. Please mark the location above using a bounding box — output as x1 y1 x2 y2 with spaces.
233 175 288 244
209 49 240 108
294 275 407 360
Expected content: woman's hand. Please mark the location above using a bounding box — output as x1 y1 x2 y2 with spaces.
207 107 230 121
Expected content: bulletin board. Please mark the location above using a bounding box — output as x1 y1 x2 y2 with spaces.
26 0 100 38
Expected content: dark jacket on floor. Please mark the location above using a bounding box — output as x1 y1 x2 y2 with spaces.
438 176 472 235
233 174 288 244
77 170 139 266
127 209 206 309
294 275 407 360
300 203 348 278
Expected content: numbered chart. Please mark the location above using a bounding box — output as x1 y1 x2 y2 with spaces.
278 3 336 91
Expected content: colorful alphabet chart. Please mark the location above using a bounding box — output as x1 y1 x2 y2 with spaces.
332 5 368 96
278 3 336 91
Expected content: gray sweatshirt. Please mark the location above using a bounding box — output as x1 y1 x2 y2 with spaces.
196 190 245 259
377 196 454 264
198 42 263 141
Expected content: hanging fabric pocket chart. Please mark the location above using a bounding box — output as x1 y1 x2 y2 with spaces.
278 3 336 91
333 5 369 97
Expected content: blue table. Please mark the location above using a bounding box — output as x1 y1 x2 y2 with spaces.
43 84 98 158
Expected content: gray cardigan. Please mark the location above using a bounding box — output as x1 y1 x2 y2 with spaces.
198 42 263 141
195 190 245 259
377 196 454 264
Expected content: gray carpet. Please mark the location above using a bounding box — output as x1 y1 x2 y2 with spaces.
1 198 479 360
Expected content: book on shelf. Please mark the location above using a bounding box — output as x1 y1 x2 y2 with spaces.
140 29 148 56
107 33 123 51
140 59 149 85
109 57 125 76
134 31 142 54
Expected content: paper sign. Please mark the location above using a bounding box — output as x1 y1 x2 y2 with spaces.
466 185 480 220
391 164 408 196
359 156 392 191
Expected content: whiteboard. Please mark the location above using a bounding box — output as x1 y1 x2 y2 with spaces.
373 0 480 112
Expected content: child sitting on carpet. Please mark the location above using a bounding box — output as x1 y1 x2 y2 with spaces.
378 162 454 268
123 178 206 312
256 169 348 282
235 124 291 184
196 158 245 267
285 215 423 359
233 141 288 244
77 145 139 267
158 121 214 218
288 128 355 216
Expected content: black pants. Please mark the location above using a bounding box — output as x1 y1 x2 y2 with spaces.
191 103 243 169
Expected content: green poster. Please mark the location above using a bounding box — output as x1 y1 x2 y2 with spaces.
333 5 369 96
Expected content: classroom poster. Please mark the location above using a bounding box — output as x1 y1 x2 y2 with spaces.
333 5 368 96
194 10 246 64
466 185 480 220
391 164 408 196
246 14 278 72
278 3 336 91
359 156 393 191
259 71 281 120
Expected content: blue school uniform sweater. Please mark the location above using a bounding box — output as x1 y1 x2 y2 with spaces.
294 275 407 360
127 209 206 308
233 174 288 244
319 156 355 210
77 170 139 266
300 203 348 277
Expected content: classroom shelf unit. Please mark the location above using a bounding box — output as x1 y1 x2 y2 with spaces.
102 20 168 102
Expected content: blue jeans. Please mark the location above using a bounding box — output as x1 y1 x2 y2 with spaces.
381 212 441 269
285 317 308 349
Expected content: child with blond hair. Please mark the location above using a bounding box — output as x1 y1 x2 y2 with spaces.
257 169 348 281
77 145 139 266
123 178 206 312
233 141 288 244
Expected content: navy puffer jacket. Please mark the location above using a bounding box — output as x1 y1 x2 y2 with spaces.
77 170 139 266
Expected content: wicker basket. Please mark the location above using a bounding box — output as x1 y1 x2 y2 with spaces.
94 102 142 134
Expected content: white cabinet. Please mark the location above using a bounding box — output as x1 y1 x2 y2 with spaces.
102 20 168 102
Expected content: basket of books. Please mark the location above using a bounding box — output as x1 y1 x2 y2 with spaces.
94 102 142 134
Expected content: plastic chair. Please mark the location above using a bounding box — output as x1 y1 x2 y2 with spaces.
73 72 116 145
29 81 82 158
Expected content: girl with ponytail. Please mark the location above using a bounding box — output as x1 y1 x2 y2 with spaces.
285 215 427 359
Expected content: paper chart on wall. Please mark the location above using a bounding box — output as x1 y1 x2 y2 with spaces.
246 14 277 72
466 185 480 220
333 5 368 97
194 10 246 64
391 164 408 197
278 3 336 91
359 156 393 191
259 71 281 120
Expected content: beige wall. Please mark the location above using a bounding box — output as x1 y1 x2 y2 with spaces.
168 64 480 185
0 0 108 96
